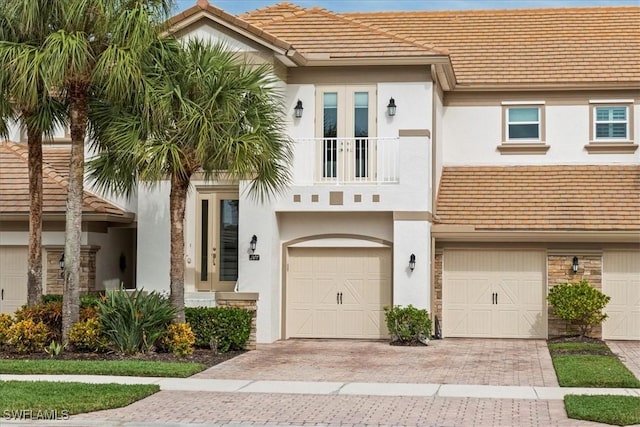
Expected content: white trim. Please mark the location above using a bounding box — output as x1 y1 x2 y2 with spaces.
589 99 635 104
501 100 545 106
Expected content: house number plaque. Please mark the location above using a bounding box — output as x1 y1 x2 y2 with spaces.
249 254 260 261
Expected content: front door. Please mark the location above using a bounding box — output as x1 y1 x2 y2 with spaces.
316 86 376 183
196 191 239 291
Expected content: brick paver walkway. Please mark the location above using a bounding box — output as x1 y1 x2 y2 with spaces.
75 391 592 426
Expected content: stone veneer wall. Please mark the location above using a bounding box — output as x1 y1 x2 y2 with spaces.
45 246 99 295
215 292 258 350
547 254 603 339
433 252 443 332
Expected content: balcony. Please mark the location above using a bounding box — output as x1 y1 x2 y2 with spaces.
275 130 430 212
293 137 400 185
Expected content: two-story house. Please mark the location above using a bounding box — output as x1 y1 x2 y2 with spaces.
1 1 637 342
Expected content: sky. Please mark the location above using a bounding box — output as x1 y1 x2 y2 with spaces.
174 0 639 15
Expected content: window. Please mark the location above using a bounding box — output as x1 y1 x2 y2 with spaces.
594 106 628 140
506 107 540 140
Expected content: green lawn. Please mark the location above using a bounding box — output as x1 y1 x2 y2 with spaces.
0 381 159 416
551 354 640 388
565 395 640 426
548 342 611 353
0 359 205 377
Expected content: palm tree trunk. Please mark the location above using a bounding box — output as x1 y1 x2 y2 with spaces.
62 83 88 343
169 171 190 323
26 122 43 306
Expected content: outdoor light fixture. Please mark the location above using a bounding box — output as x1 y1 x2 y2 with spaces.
572 256 579 273
294 100 303 118
387 97 397 117
250 235 258 253
409 253 416 271
59 254 64 277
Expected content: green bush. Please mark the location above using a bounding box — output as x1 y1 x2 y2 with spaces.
69 317 109 352
185 306 252 353
97 289 176 354
548 280 611 338
7 319 50 353
0 313 14 348
15 301 61 341
384 305 432 345
158 323 196 357
42 294 63 304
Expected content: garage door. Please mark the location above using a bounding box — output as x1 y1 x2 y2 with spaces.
443 250 547 338
286 247 391 339
603 251 640 340
0 247 28 314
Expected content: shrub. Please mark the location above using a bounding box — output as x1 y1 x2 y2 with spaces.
185 306 252 353
97 289 176 354
44 341 63 358
15 301 61 341
548 280 611 338
384 305 432 345
42 294 62 304
7 319 50 353
159 323 196 357
69 317 108 352
0 313 13 348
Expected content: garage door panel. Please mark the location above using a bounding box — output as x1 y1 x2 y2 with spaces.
287 247 391 339
443 250 546 339
0 247 28 315
288 310 314 337
603 251 640 340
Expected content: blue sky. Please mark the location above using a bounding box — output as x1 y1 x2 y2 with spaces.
174 0 639 15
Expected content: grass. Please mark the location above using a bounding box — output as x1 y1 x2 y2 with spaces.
547 342 610 353
0 359 205 377
552 355 640 388
0 381 159 416
565 395 640 426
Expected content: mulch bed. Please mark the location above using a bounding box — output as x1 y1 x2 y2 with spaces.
0 348 245 368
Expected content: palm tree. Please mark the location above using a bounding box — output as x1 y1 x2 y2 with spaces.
32 0 173 341
0 1 67 307
88 40 293 321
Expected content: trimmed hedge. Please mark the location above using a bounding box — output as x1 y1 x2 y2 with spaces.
185 307 251 353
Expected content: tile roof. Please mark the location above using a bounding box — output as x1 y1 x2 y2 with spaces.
0 141 128 218
242 3 640 86
240 5 446 59
436 165 640 231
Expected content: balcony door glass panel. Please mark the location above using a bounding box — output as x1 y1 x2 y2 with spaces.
323 93 338 178
196 191 239 291
354 92 369 178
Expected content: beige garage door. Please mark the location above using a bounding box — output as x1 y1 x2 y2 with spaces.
603 251 640 340
286 247 391 339
443 250 547 338
0 247 28 314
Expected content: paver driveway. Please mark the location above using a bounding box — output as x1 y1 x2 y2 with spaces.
194 338 559 386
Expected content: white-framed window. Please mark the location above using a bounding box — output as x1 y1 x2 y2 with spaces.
506 106 541 141
594 106 628 140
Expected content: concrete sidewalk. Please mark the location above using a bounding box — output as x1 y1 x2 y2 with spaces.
2 374 639 400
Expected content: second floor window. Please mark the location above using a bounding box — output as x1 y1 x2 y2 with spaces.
507 107 540 140
594 106 628 140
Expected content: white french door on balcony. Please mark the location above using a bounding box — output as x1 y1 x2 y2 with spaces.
315 86 376 183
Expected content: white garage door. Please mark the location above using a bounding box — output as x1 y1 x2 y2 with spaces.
286 247 392 339
0 247 28 314
443 250 547 338
603 251 640 340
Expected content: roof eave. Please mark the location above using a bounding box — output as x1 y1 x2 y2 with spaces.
432 226 640 243
0 212 135 224
453 81 640 92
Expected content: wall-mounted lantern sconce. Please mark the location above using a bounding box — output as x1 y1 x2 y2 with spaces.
59 254 65 277
387 97 397 117
294 100 303 118
250 235 258 253
572 256 579 273
409 253 416 271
